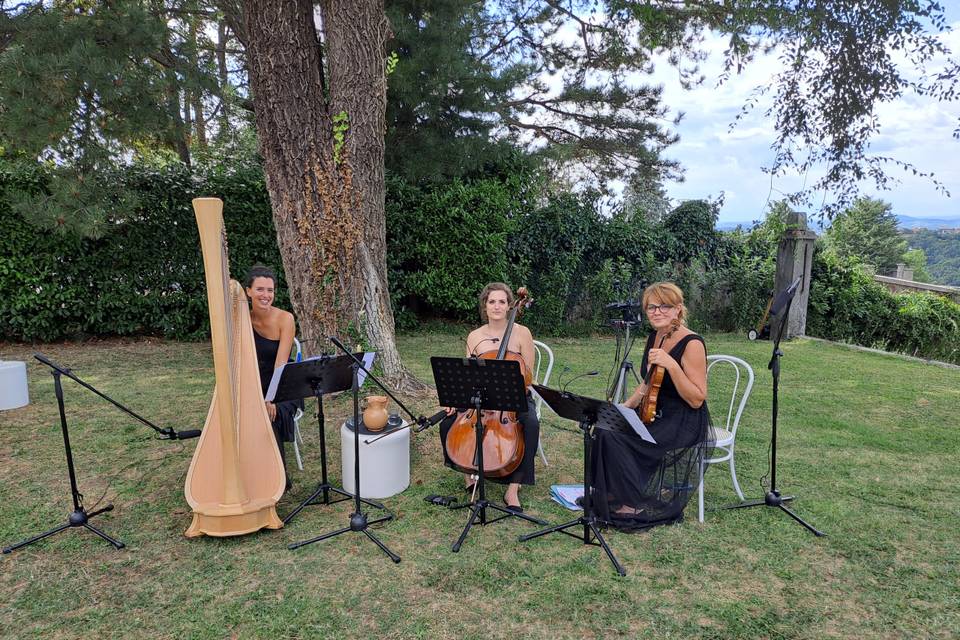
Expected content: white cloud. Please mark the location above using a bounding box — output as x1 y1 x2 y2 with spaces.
649 18 960 223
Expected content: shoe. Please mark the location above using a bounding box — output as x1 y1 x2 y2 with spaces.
504 500 523 513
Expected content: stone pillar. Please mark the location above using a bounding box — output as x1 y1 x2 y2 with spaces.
773 211 817 341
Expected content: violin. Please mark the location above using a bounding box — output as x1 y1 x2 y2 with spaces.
638 320 679 425
444 287 533 478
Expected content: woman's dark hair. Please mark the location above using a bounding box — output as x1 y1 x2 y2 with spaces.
244 264 277 288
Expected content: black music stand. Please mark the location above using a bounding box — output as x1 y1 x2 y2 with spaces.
288 340 399 563
430 356 547 553
724 277 825 536
518 385 657 576
4 356 125 554
270 354 387 525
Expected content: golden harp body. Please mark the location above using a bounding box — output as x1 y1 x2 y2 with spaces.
184 198 285 537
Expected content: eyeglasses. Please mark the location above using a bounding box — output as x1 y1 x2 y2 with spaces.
645 304 675 314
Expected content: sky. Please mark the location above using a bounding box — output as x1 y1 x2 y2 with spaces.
646 10 960 225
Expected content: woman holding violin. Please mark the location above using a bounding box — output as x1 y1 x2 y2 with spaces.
590 282 709 529
438 282 540 513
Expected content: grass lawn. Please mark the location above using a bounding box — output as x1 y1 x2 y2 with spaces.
1 332 957 639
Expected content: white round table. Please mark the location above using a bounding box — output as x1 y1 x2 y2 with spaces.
340 421 410 499
0 361 29 410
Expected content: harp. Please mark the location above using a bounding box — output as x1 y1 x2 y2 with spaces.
184 198 285 537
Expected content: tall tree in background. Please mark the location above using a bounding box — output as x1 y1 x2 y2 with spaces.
236 0 419 389
823 197 907 273
383 1 958 208
0 1 233 232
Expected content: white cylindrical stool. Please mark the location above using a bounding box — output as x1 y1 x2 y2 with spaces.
340 422 410 499
0 361 29 410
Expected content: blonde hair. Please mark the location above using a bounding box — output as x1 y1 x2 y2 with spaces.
478 282 514 322
642 281 687 326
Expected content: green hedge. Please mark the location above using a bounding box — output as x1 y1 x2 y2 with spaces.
0 161 285 341
807 248 960 363
6 159 955 364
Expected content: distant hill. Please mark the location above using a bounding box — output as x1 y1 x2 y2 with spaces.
717 214 960 232
896 215 960 230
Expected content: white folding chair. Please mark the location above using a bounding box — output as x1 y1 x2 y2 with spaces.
291 337 305 471
531 340 555 466
698 354 754 522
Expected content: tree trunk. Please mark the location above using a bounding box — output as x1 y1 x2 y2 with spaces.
243 0 424 391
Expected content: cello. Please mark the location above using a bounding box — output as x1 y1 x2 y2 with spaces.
638 319 680 425
444 288 533 478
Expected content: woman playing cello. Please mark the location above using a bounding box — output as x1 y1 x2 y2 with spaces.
438 282 540 512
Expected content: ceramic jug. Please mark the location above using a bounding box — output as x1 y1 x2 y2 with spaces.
363 395 390 432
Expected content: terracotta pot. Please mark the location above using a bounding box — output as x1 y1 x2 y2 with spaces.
363 395 390 432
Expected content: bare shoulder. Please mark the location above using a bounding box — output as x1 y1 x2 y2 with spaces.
466 326 486 343
270 308 295 333
682 333 706 358
514 324 534 340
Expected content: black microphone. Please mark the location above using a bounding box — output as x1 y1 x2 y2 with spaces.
174 429 203 440
562 370 600 394
470 337 499 356
415 409 449 433
770 277 802 316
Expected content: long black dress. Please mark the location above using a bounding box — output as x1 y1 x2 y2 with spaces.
253 329 304 480
589 332 709 530
438 395 540 486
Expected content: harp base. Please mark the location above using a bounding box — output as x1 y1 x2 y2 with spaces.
184 504 284 538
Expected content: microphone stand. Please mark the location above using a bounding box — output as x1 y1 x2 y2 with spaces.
288 337 404 562
31 353 199 441
606 312 642 404
4 354 136 554
724 280 825 536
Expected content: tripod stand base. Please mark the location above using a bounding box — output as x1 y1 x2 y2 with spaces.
288 509 400 562
725 491 825 537
282 482 384 525
519 515 626 576
3 505 125 554
450 499 547 552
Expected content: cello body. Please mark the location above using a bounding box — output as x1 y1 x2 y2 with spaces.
184 198 285 538
444 289 532 478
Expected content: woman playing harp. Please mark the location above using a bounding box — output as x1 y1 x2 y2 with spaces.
245 264 302 492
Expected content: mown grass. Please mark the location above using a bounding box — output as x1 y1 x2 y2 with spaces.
0 333 957 639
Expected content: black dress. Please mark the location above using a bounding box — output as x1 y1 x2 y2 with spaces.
253 329 304 475
438 394 540 486
589 332 709 530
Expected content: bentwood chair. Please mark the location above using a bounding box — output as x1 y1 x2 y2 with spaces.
698 354 754 522
531 340 555 466
291 337 305 471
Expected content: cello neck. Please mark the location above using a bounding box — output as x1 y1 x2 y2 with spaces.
495 305 519 359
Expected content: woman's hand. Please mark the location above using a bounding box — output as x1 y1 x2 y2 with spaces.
444 406 457 416
265 401 277 422
646 348 679 373
623 383 647 409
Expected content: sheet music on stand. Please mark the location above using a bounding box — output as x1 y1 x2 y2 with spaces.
532 385 656 444
265 352 375 402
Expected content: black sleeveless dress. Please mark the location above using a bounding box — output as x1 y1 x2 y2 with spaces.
588 332 709 530
253 329 304 473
